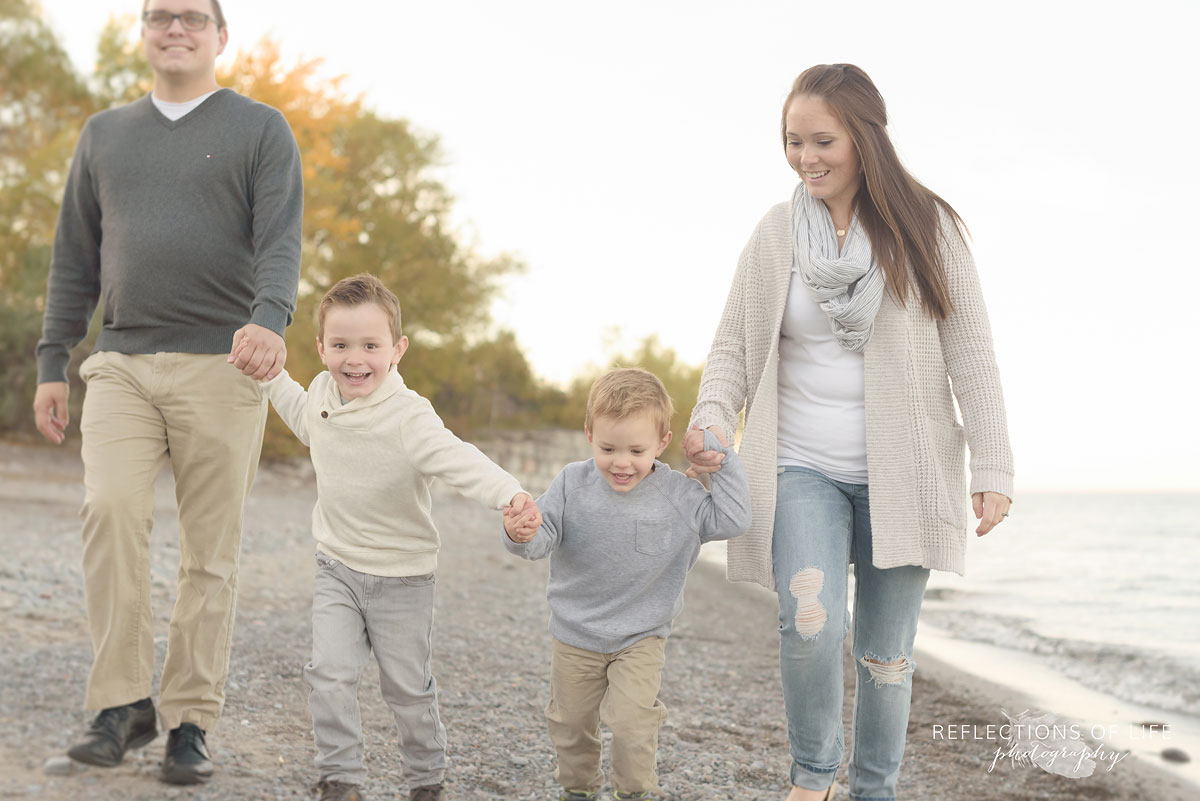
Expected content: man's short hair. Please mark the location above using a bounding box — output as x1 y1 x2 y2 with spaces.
142 0 227 29
585 368 673 438
317 274 403 343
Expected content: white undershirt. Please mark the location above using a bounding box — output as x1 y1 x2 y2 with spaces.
151 89 219 121
776 270 869 484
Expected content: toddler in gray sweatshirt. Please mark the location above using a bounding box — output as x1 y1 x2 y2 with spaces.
502 368 749 799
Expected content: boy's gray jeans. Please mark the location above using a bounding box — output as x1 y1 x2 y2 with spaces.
306 552 447 787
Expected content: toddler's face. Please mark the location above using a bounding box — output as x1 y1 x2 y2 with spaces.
586 412 671 493
317 303 407 401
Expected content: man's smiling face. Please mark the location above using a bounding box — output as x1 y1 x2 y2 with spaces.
141 1 227 83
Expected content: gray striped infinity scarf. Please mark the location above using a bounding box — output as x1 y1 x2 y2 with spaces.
791 183 884 353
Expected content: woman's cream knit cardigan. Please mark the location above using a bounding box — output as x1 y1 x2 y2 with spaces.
690 196 1013 587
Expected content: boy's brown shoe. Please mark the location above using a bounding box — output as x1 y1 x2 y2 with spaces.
318 780 366 801
410 784 444 801
67 698 157 767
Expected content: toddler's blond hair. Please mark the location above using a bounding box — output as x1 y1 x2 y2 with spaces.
585 368 673 438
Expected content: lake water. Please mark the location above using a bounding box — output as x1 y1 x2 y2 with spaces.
701 491 1200 719
920 491 1200 719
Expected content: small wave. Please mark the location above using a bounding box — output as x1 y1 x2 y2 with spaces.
920 608 1200 718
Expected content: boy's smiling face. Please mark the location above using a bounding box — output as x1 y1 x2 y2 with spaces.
586 412 671 493
317 303 407 401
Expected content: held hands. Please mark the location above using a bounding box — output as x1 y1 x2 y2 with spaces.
973 491 1011 536
33 382 70 445
503 492 542 543
683 424 728 479
228 323 287 381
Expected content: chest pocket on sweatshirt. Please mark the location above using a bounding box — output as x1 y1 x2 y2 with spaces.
635 518 674 556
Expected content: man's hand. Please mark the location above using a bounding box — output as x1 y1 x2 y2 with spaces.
228 323 286 381
504 492 542 543
33 382 70 445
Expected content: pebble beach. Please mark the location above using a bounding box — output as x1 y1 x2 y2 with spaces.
0 440 1194 800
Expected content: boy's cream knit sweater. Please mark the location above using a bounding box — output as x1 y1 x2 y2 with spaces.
262 368 524 577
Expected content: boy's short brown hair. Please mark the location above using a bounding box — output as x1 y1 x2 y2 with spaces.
585 367 674 438
317 274 402 343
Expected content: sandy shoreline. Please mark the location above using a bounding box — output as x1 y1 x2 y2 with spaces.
0 440 1195 800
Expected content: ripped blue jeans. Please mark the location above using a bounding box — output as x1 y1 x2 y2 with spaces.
772 467 929 801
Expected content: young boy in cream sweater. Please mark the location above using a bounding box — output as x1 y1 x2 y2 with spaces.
247 274 539 801
502 368 750 801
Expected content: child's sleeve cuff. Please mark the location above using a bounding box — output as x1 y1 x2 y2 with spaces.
702 428 731 454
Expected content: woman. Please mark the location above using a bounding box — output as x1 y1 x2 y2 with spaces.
683 64 1013 801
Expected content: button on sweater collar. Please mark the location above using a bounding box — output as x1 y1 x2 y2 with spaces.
320 368 405 416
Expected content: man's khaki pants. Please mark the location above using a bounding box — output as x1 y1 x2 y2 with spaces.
547 636 668 795
78 351 266 732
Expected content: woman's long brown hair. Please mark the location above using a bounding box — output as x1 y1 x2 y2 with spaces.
782 64 964 319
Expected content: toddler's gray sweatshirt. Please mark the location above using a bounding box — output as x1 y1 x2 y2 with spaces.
504 430 750 653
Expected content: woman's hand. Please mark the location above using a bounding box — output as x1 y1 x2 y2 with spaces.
973 491 1011 536
683 424 728 479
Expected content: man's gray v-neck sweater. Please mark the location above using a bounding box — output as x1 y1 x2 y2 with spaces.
36 89 303 383
504 430 751 653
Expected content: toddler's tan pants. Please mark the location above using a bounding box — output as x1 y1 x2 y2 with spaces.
547 635 668 794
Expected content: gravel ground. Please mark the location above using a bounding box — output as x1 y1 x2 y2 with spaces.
0 440 1194 800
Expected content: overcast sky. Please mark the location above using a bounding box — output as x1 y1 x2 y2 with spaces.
35 0 1200 490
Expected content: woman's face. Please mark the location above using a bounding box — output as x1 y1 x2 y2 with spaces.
784 94 862 216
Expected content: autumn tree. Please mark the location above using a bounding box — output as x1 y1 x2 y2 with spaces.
0 10 554 453
0 0 96 428
0 10 708 450
210 40 532 455
90 13 152 108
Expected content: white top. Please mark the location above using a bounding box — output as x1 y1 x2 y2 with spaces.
690 192 1014 584
151 89 220 121
776 269 868 484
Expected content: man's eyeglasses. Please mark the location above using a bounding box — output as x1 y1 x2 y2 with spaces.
141 10 216 31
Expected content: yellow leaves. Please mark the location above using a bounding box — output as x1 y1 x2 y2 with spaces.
215 38 369 273
1 11 559 444
92 14 150 107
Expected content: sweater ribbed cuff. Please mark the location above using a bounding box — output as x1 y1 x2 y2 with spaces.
969 468 1014 501
689 413 736 442
36 348 72 385
250 302 292 339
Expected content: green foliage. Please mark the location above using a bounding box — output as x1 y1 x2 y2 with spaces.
213 41 529 455
0 8 709 457
91 15 151 108
0 0 97 433
550 335 704 466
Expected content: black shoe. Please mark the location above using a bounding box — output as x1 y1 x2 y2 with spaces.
67 698 157 767
410 784 443 801
160 723 213 784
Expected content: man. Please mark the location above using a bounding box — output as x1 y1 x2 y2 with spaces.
32 0 303 785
